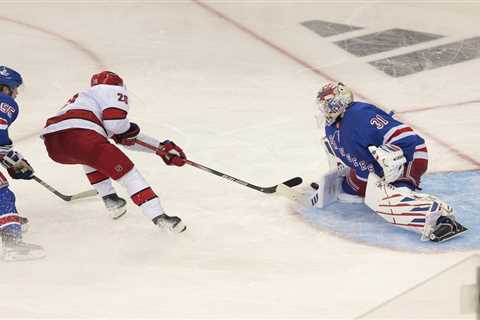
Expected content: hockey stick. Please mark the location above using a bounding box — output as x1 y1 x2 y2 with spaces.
32 176 97 202
135 139 303 193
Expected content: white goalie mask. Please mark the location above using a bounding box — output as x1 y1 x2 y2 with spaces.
316 82 353 126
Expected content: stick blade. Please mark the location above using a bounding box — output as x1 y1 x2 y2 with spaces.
262 177 303 194
282 177 303 188
69 190 98 201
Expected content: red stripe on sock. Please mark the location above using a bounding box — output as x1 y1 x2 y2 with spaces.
131 187 158 206
86 170 109 185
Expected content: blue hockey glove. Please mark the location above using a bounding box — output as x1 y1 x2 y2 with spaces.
1 150 34 180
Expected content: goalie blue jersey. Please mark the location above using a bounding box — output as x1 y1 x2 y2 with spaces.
324 102 427 183
0 92 19 146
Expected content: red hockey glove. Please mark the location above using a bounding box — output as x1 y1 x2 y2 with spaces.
112 122 140 146
157 140 187 166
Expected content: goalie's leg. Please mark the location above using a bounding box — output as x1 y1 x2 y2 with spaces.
365 173 467 242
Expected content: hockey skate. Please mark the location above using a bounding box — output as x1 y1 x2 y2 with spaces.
152 214 186 233
102 193 127 219
1 235 45 262
20 216 29 233
429 216 468 243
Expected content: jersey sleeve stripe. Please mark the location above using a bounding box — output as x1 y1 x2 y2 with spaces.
415 144 427 152
413 151 428 160
386 130 416 144
383 124 411 144
0 117 8 130
102 108 127 120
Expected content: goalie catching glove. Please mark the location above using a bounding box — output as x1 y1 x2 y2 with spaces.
157 140 186 166
368 144 406 183
0 149 34 180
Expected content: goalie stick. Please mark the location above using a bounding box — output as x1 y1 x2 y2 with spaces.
134 139 303 193
32 176 97 202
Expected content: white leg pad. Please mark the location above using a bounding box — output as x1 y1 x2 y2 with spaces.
364 172 454 240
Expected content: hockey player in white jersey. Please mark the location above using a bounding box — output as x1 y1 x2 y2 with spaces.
311 82 466 242
42 71 186 233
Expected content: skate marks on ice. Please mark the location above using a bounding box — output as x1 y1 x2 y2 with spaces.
298 171 480 252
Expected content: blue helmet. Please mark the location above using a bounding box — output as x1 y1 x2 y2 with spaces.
0 66 23 89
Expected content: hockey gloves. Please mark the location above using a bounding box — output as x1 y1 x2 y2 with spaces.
368 144 406 183
1 150 34 180
112 122 140 146
157 140 186 166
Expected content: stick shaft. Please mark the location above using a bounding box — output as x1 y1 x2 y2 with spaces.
134 139 301 193
32 176 96 201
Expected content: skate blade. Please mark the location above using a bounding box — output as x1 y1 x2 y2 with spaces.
158 220 187 233
2 248 46 262
109 207 127 220
432 226 468 243
112 209 127 220
173 223 187 233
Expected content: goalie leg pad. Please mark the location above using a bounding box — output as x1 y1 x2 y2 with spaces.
365 172 462 241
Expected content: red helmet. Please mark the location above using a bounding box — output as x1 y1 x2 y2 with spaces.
90 71 124 87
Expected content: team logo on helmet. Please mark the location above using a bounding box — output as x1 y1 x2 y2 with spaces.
0 67 10 77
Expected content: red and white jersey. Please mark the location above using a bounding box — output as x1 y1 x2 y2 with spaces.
42 84 131 138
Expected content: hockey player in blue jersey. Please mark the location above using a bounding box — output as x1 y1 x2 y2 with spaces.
0 66 43 260
315 82 466 242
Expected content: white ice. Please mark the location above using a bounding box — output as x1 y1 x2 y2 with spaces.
1 2 479 319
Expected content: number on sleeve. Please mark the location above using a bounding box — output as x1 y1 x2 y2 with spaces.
117 93 129 104
370 114 389 129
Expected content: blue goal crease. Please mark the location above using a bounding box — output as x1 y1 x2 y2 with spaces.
298 171 480 253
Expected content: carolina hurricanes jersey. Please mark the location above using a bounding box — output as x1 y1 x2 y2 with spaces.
325 102 428 189
42 84 131 138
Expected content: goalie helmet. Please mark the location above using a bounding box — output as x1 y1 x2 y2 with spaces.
91 71 124 87
316 82 353 125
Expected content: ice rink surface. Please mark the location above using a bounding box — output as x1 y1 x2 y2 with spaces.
1 1 480 318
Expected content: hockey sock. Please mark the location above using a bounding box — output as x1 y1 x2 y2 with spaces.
84 166 116 197
116 167 165 219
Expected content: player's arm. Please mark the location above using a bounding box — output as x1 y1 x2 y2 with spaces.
99 87 187 166
356 107 422 182
100 86 131 136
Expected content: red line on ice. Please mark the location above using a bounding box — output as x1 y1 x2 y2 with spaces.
192 0 480 169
